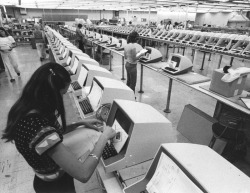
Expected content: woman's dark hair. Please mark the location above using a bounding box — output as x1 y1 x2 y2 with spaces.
78 24 83 29
2 62 71 142
0 27 10 37
127 31 139 44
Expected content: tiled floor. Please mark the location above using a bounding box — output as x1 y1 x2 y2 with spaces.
0 43 250 193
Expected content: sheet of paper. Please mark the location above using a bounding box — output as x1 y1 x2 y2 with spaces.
240 97 250 109
146 153 203 193
136 49 148 57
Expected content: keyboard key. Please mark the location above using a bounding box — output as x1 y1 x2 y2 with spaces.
102 143 118 160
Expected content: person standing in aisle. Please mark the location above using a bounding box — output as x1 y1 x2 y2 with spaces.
34 24 46 61
76 23 85 53
124 31 145 92
0 54 5 72
2 62 116 193
0 27 20 82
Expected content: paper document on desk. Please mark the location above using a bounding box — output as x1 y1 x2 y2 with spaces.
146 153 203 193
136 49 148 57
221 67 250 83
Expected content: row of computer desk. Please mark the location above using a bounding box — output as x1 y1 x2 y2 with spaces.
59 26 250 116
80 32 250 116
52 28 250 192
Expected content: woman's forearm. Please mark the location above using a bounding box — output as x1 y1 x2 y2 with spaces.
79 134 108 179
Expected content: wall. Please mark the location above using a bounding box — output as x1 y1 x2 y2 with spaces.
157 10 196 23
5 7 114 22
119 10 157 25
195 12 248 27
4 7 157 25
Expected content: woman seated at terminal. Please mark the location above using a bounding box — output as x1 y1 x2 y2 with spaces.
2 62 116 193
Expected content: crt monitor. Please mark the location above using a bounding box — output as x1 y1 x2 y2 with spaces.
88 31 94 38
75 77 135 120
114 39 127 51
69 54 99 81
107 37 119 47
100 34 109 43
68 54 80 76
95 33 101 40
162 53 193 75
61 48 84 67
124 143 250 193
57 43 74 61
70 63 113 97
101 99 172 173
65 49 89 68
139 47 163 64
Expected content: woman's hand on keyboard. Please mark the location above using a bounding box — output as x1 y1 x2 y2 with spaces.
102 122 116 140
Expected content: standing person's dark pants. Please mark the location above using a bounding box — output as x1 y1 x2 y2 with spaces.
0 54 5 72
125 62 137 92
77 39 85 53
33 173 76 193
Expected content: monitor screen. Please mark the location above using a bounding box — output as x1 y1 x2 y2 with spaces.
78 66 88 86
62 48 68 59
70 57 79 75
66 56 71 66
146 151 204 193
88 81 103 111
111 108 131 153
171 56 181 68
113 108 130 134
56 40 60 47
69 50 73 58
59 46 64 54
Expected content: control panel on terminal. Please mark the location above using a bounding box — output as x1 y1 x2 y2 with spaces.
75 76 135 120
101 99 172 173
161 53 193 75
70 63 113 97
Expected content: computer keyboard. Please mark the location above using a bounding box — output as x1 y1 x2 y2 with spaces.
71 81 82 90
79 98 94 115
164 67 177 72
102 143 118 160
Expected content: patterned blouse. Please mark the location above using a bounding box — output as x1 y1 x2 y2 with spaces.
14 113 64 175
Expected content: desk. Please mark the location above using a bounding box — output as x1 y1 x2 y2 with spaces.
45 33 61 64
138 61 250 115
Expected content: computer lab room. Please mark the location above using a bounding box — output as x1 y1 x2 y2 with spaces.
1 0 250 192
